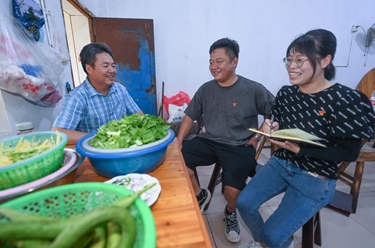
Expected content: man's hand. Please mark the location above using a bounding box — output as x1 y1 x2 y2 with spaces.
51 127 88 145
177 137 184 149
246 136 259 148
176 115 194 149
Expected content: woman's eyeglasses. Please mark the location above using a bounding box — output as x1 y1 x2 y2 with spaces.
282 57 309 68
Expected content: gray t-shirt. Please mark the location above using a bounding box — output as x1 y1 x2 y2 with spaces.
185 76 274 146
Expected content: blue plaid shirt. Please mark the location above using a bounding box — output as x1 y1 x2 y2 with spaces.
53 79 141 133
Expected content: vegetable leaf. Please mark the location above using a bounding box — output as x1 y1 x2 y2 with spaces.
88 114 170 149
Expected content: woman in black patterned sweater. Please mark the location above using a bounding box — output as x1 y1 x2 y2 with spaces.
237 29 375 248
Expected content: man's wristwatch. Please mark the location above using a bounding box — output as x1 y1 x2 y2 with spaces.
254 134 263 142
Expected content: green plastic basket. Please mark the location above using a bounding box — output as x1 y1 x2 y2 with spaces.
0 131 68 190
0 182 156 248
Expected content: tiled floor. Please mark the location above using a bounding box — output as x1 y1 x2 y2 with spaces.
196 143 375 248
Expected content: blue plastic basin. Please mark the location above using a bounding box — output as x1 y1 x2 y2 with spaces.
75 129 175 178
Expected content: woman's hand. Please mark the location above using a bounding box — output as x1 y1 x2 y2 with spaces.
263 118 280 134
263 118 300 153
269 139 301 154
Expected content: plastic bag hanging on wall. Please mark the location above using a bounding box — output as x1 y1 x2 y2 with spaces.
12 0 45 42
48 13 70 65
0 6 62 107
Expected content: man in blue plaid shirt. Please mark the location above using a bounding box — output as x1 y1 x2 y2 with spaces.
52 43 142 144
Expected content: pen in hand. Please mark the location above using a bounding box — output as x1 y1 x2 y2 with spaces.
270 115 274 131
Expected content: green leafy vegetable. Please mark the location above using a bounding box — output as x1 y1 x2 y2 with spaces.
88 114 170 149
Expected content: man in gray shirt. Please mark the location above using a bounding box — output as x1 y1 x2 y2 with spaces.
177 38 274 243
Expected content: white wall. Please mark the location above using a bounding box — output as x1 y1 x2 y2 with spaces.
79 0 375 103
0 0 72 138
1 0 375 139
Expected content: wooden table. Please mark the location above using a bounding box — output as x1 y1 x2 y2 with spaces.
74 140 212 248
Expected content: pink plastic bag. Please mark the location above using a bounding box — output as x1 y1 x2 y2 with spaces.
163 91 191 115
163 91 191 123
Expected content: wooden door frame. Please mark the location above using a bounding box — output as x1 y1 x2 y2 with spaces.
66 0 94 41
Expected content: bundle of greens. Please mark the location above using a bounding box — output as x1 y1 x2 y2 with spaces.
89 114 170 149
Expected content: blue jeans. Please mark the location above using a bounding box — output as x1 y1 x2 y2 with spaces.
237 156 336 248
